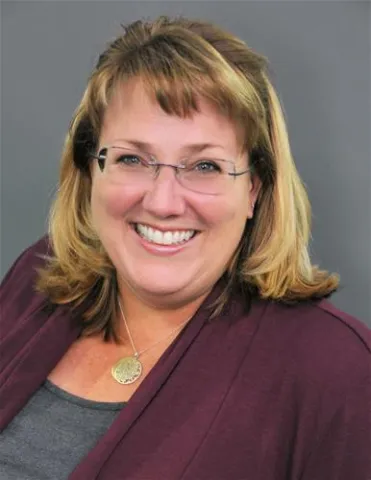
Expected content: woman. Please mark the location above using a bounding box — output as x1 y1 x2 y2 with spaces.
0 15 369 480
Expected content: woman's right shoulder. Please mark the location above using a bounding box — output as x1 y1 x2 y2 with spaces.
0 236 51 328
1 235 51 287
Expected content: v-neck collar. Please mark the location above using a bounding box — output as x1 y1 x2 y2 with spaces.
68 284 228 478
0 280 225 434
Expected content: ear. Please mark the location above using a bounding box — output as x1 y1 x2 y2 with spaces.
247 174 262 219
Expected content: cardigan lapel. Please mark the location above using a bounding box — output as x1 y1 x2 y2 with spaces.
0 304 81 431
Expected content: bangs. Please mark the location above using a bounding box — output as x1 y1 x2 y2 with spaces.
94 32 267 152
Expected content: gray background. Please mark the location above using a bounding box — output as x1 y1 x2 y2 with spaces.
1 1 370 326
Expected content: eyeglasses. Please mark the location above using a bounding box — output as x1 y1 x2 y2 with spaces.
91 145 252 195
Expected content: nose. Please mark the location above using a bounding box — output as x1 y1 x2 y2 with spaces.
142 165 187 218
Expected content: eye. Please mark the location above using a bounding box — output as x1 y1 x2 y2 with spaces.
192 160 223 173
115 154 142 166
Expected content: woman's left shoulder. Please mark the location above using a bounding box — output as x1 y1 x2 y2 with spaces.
269 298 370 350
311 299 370 351
260 298 370 390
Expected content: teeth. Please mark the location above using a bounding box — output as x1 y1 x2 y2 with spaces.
153 229 162 244
163 232 173 245
136 224 195 245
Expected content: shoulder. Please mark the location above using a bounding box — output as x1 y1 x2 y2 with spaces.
0 236 51 328
256 299 370 392
1 235 51 289
260 298 370 352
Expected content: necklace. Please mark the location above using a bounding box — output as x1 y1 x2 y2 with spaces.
111 300 192 385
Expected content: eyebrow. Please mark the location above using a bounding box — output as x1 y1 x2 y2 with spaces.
113 139 225 154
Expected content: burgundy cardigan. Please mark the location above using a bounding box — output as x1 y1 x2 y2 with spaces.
1 237 370 480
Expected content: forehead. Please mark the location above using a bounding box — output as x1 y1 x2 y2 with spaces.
100 79 244 154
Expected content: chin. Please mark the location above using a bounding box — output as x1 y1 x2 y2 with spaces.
117 263 191 297
133 276 189 298
113 252 216 306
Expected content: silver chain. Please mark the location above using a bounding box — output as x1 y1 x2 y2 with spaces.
118 299 192 358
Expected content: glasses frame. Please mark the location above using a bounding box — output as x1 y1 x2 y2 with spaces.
90 145 253 194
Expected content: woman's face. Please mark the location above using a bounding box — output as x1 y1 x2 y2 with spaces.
90 80 260 308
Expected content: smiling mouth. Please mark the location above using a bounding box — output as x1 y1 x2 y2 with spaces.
133 223 198 246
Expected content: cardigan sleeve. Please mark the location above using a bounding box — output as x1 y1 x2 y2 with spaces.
300 375 370 480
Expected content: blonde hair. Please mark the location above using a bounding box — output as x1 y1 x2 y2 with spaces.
37 16 339 339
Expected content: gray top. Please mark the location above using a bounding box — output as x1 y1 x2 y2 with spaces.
0 379 126 480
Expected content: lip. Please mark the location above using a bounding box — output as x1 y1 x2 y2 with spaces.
130 223 198 256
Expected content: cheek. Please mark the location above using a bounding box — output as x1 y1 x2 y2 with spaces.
200 192 249 230
202 195 249 262
91 182 138 220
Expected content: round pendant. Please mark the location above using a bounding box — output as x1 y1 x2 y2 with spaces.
111 356 143 385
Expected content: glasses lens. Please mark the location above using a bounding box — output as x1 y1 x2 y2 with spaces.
104 147 152 185
180 158 230 195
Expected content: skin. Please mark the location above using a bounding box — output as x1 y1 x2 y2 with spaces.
90 79 261 333
48 79 261 402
